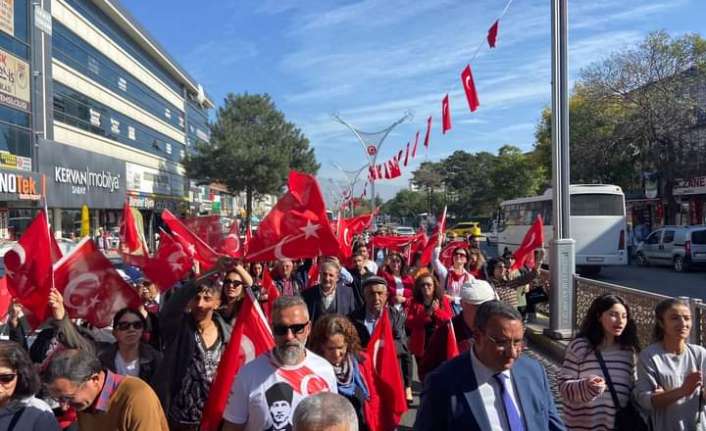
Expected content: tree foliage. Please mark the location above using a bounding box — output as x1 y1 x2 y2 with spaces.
184 93 319 224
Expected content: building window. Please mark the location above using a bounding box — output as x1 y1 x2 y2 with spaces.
128 125 135 140
110 118 120 134
89 108 101 127
118 76 127 91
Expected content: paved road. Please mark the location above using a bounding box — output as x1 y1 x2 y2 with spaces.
587 262 706 301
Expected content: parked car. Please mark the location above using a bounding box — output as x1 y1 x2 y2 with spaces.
446 221 481 240
635 225 706 272
393 226 416 236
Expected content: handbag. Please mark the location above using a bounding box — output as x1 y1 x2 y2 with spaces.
595 350 648 431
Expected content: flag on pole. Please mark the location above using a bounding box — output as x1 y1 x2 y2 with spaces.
442 94 451 134
511 215 544 271
403 142 410 166
487 19 499 48
119 201 149 267
461 65 480 112
423 117 432 148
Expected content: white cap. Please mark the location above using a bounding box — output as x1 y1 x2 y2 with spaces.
460 279 498 305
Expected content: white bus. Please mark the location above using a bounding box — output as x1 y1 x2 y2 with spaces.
496 184 627 274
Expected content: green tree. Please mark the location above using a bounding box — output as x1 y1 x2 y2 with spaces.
491 145 546 203
411 161 444 214
184 93 319 225
381 190 442 224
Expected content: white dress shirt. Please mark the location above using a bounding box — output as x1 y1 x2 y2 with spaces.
470 347 524 430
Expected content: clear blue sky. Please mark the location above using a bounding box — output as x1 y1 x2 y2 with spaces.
123 0 705 202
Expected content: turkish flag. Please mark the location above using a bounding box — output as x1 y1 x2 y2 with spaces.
337 217 355 259
376 164 383 179
442 94 451 134
306 261 319 289
396 149 403 162
53 238 141 328
461 65 480 112
244 224 253 256
0 277 12 321
367 310 407 430
219 220 243 258
511 215 544 271
383 163 391 179
403 142 410 166
143 230 193 292
161 209 219 272
183 215 225 252
412 130 420 158
391 160 402 178
119 202 150 267
419 206 447 266
3 210 62 327
200 290 275 430
259 265 279 321
423 116 432 148
246 171 340 261
446 320 460 358
487 19 499 48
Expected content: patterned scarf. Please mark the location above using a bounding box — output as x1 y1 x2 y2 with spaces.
334 354 370 400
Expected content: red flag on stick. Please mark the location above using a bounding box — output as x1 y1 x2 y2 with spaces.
307 261 319 289
162 209 219 272
119 201 149 267
413 130 421 157
246 171 340 261
367 310 408 430
219 220 243 258
259 265 279 321
403 142 410 166
419 206 447 266
143 230 193 292
383 163 391 179
461 65 480 112
183 215 225 252
53 238 141 328
244 223 253 256
442 94 451 134
200 290 275 430
3 210 62 327
487 19 499 48
511 215 544 271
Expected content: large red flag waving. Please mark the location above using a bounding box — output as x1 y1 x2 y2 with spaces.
419 206 447 266
143 230 193 292
53 238 141 328
219 220 243 258
511 215 544 271
367 310 407 430
119 202 149 267
247 171 340 261
0 277 12 321
461 65 480 113
3 210 62 327
161 209 219 272
442 94 452 134
200 290 274 430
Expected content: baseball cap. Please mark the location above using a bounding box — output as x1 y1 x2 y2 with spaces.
460 279 497 304
361 275 387 289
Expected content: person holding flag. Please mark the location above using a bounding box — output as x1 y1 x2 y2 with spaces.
487 251 544 311
378 252 413 313
432 234 475 316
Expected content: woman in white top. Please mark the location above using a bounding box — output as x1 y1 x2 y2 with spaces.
431 236 474 314
634 298 706 430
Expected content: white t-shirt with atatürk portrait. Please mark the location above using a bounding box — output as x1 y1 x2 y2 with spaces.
223 349 337 431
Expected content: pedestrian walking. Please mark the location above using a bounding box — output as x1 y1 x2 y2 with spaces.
302 260 358 324
379 252 414 312
431 235 475 314
559 294 642 430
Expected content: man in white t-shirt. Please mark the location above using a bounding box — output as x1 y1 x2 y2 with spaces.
222 296 337 431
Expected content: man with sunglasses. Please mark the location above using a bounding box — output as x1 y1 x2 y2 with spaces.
222 296 336 431
415 300 565 431
43 348 168 430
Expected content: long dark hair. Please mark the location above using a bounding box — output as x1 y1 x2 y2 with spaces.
577 294 640 353
412 274 444 304
0 340 41 399
384 252 408 276
653 298 690 342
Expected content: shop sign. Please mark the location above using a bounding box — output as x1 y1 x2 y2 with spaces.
0 0 13 37
0 169 41 200
673 176 706 196
0 48 29 112
39 140 126 209
0 150 31 172
125 162 185 197
128 193 182 212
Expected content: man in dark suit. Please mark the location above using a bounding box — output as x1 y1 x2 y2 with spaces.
414 300 565 431
349 275 414 404
301 261 357 324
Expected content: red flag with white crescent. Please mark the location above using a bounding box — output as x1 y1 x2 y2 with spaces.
219 219 243 258
419 206 447 266
143 230 193 292
511 215 544 271
161 209 219 272
200 290 274 430
442 94 451 134
53 238 141 328
3 210 62 327
461 65 480 113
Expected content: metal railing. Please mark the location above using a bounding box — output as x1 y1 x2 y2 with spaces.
534 271 705 348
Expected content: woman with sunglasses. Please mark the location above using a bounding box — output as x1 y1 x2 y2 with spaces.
217 266 254 323
558 294 640 430
309 314 379 431
406 274 452 381
98 308 163 385
635 298 706 429
379 252 414 312
0 341 60 430
432 239 474 315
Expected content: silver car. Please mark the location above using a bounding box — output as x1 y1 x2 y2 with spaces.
635 225 706 272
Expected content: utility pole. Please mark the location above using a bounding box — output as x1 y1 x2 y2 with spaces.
545 0 575 340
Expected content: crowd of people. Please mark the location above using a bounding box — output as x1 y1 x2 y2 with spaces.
0 227 705 431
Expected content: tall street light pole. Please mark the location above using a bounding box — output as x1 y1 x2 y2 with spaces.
545 0 575 339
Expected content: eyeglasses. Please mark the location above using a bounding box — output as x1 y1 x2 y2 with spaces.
273 322 309 336
223 279 243 287
0 373 16 384
115 321 144 331
50 380 88 404
453 253 468 258
486 334 524 352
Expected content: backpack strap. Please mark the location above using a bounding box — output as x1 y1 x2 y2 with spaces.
7 407 26 431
